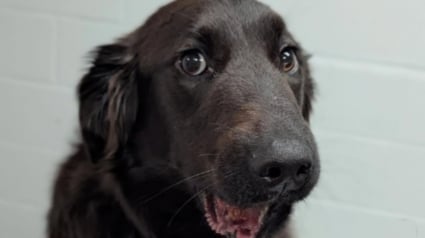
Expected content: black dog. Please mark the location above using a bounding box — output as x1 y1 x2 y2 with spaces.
48 0 319 237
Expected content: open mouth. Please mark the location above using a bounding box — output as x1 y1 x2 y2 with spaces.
202 194 269 238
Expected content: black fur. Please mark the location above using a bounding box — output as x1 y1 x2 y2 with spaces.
48 1 319 237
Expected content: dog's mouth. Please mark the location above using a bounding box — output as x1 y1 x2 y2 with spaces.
202 193 269 238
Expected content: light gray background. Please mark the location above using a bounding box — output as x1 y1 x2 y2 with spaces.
0 0 424 237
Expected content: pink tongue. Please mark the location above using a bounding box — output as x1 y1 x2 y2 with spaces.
214 198 263 238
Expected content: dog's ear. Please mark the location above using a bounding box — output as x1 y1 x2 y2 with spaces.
78 43 139 163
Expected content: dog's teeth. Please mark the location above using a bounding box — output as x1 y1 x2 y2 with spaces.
258 206 269 224
229 208 241 218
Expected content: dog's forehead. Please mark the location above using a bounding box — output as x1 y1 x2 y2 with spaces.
193 0 284 39
155 0 285 38
196 0 274 25
133 0 289 68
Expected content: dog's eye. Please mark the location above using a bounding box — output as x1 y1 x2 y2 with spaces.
180 50 207 76
280 48 299 75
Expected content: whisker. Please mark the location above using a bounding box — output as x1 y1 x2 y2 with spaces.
140 169 215 204
198 153 219 158
166 184 213 227
209 122 261 139
165 168 242 227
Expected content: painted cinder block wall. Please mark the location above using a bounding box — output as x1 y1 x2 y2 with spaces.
0 0 424 237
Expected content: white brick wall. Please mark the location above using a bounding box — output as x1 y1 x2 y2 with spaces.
0 1 424 237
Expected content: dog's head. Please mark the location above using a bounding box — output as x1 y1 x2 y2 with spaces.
78 0 319 237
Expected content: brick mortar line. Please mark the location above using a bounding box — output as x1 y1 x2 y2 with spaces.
0 199 40 212
313 129 425 152
0 5 123 26
0 77 74 93
49 20 59 83
307 198 425 224
312 54 425 76
0 140 67 156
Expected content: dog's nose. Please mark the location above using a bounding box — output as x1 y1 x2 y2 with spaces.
257 159 312 189
254 140 313 191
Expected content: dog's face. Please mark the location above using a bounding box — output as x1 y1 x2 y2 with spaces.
78 0 319 237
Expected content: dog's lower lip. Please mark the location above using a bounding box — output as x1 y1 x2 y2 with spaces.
202 193 269 238
204 193 218 224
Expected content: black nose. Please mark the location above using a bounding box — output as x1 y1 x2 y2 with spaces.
254 140 313 191
258 160 312 189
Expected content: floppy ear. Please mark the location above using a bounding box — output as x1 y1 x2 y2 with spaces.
78 44 139 163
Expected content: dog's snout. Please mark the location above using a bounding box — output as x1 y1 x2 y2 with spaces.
253 140 313 191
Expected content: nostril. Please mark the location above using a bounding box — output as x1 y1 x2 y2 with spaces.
266 166 282 180
295 162 312 181
257 160 312 187
259 163 284 184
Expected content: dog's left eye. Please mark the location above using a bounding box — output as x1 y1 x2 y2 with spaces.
280 48 299 75
180 50 208 76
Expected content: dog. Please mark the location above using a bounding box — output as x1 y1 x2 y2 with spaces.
48 0 320 237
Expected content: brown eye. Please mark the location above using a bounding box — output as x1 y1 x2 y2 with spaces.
280 48 299 74
180 50 207 76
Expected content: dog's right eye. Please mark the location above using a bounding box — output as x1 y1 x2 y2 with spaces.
179 50 208 76
280 48 299 75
